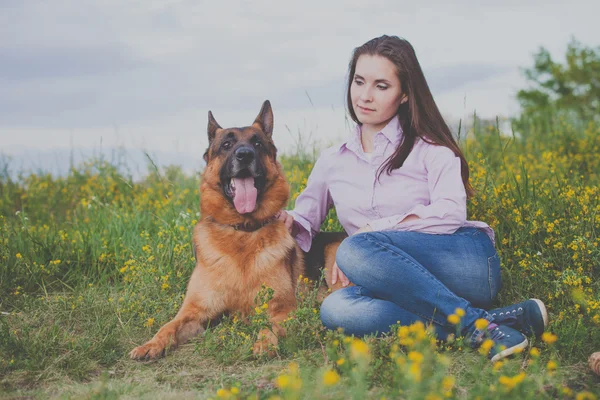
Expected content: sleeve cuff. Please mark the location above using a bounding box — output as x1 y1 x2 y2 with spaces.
287 211 313 252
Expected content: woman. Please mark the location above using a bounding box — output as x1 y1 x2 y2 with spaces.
277 35 547 362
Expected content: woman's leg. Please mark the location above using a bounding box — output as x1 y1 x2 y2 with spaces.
359 227 502 309
320 286 449 339
333 227 500 339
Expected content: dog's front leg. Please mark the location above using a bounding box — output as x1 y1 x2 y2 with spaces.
130 268 216 360
252 306 294 357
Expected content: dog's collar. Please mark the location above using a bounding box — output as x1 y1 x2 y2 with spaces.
206 216 277 232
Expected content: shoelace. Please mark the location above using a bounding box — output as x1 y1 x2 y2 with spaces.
491 307 523 320
487 323 506 341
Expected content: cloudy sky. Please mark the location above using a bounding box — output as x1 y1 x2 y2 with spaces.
1 0 599 174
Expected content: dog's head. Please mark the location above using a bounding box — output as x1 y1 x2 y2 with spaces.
200 100 290 224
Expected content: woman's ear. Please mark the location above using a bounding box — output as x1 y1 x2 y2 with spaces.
400 95 408 104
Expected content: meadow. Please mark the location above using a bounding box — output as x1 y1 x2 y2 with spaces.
1 112 599 399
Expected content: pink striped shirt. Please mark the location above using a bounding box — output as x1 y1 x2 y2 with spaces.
288 116 495 252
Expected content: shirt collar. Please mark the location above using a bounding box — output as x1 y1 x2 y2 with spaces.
337 115 403 154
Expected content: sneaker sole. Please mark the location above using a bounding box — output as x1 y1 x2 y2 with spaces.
490 337 529 363
531 298 548 329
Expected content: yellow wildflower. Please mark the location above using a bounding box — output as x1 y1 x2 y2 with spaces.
409 321 426 334
322 369 340 386
398 326 410 338
493 360 504 372
542 332 558 344
475 319 489 330
529 347 540 357
479 339 495 355
409 362 422 382
408 351 424 363
351 339 370 359
562 387 573 397
276 375 290 389
575 391 597 400
442 376 455 391
499 372 526 391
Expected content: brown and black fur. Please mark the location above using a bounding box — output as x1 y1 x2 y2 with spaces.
130 100 347 360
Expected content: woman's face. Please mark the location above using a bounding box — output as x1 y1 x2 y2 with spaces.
351 54 406 132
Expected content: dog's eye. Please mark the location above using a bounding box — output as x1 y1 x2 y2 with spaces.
222 141 232 150
253 142 262 148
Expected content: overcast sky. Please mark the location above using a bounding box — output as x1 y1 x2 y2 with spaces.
1 0 599 174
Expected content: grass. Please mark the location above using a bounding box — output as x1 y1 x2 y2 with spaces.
1 111 599 399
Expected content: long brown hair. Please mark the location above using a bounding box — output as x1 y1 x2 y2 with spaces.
346 35 474 198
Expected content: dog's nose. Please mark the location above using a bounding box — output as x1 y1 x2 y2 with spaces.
234 147 255 163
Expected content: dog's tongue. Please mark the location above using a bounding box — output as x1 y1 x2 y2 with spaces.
233 177 257 214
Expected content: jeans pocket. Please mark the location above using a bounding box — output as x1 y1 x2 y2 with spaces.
487 253 502 302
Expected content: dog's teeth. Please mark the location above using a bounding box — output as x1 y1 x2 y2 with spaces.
231 178 235 189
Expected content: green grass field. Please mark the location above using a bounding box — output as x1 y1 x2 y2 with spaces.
1 114 599 399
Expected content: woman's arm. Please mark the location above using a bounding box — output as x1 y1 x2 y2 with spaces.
367 145 467 233
286 149 335 252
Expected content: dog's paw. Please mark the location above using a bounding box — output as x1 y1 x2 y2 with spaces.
253 340 277 358
129 341 166 360
253 330 278 358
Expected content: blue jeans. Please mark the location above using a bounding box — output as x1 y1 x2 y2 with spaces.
320 227 501 340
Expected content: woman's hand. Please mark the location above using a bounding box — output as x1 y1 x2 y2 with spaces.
331 260 350 287
331 224 373 287
275 210 295 234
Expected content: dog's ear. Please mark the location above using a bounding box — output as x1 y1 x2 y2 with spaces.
203 149 209 164
252 100 273 137
207 110 222 144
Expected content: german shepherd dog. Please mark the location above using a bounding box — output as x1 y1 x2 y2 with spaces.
130 101 346 360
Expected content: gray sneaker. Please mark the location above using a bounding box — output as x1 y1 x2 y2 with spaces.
486 323 529 363
488 299 548 337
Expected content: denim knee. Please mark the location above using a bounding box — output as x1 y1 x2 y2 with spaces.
320 287 359 331
335 234 369 275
